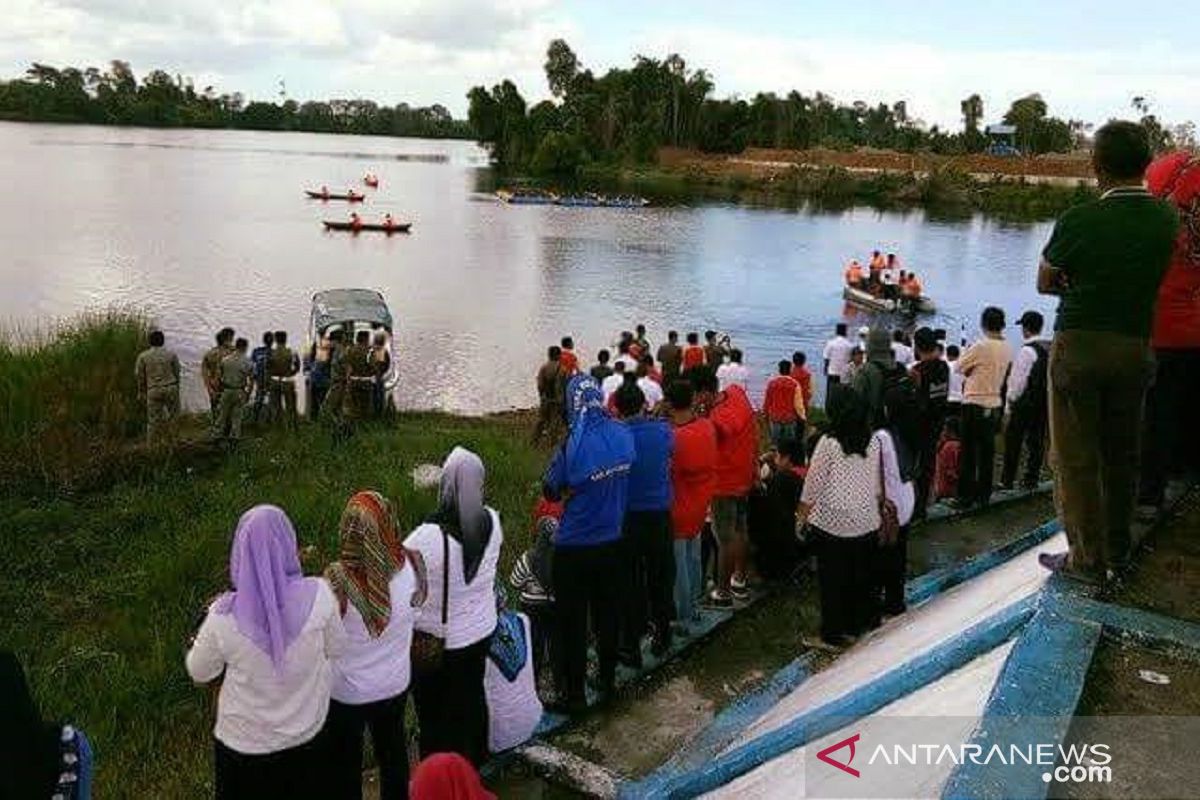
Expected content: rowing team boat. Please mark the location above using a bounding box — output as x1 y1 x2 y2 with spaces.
842 286 937 315
495 189 649 208
306 190 364 201
323 221 412 233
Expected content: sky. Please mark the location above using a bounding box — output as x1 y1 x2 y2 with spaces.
3 0 1198 130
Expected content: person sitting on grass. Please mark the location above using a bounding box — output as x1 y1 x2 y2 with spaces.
484 592 543 754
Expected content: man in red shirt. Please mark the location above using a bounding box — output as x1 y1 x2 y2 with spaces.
691 365 757 606
559 336 579 376
667 379 717 627
681 332 706 371
789 351 814 416
1139 152 1200 509
762 360 805 449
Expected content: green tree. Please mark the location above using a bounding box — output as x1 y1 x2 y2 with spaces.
544 39 579 99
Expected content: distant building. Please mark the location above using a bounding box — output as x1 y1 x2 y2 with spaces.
984 124 1020 156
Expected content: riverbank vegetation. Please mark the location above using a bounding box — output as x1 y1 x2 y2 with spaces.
0 60 471 138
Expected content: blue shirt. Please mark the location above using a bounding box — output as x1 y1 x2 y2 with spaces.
250 346 271 382
625 417 674 512
543 430 633 548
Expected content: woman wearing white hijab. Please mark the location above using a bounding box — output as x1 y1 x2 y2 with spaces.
404 447 503 766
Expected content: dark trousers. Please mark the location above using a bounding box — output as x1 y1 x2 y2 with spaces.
620 510 676 652
1050 331 1153 578
1139 348 1200 505
326 694 409 800
958 404 999 505
813 527 879 642
554 541 621 706
1002 401 1047 489
914 415 944 519
412 638 489 766
826 374 841 399
310 383 328 421
875 525 909 616
523 603 556 685
214 731 327 800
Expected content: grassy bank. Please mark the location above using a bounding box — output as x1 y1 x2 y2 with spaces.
1 411 549 798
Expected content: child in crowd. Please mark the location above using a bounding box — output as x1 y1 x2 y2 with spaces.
945 344 964 416
934 416 962 501
750 437 809 582
508 516 557 699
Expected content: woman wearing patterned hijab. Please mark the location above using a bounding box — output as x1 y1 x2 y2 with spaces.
326 491 427 800
186 505 346 799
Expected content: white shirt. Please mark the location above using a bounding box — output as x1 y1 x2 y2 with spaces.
486 613 544 753
1005 338 1045 411
891 342 914 368
716 362 749 391
186 580 345 754
881 268 898 286
638 376 664 409
601 373 625 403
614 355 638 373
801 434 883 537
330 569 418 705
947 360 964 403
822 336 854 378
404 508 503 649
876 430 916 526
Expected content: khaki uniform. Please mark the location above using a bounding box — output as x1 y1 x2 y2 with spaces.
533 360 565 444
212 351 254 440
201 344 233 416
134 345 180 443
267 346 300 429
322 342 348 424
342 343 375 420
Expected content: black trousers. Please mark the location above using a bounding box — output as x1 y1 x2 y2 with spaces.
326 694 409 800
523 603 556 686
875 525 909 616
813 527 879 642
553 541 621 706
214 730 328 800
913 414 944 519
310 383 328 421
620 510 676 652
412 638 489 766
958 404 999 505
1139 348 1200 505
1002 401 1047 489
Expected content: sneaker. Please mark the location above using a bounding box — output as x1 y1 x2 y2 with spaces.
730 582 751 601
731 572 748 591
706 590 734 608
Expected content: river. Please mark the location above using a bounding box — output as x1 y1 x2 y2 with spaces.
0 122 1058 413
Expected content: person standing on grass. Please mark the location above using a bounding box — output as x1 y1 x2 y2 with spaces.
1001 311 1050 491
908 327 950 519
1138 152 1200 512
762 360 805 449
186 505 345 799
134 329 180 444
326 492 426 800
406 447 503 766
370 330 391 418
601 359 626 405
637 356 665 411
666 379 717 631
202 327 236 419
823 323 854 394
559 336 579 376
543 375 634 711
267 331 301 431
212 337 254 443
797 387 883 647
790 351 814 416
952 307 1012 509
614 382 676 661
658 330 683 385
533 346 564 445
891 330 914 368
634 324 651 356
1037 121 1178 584
590 348 614 383
704 330 727 370
691 365 757 607
682 332 706 371
717 348 750 391
250 331 274 424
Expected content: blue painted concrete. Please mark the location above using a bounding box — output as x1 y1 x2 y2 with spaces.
626 596 1037 799
941 600 1101 800
1051 590 1200 653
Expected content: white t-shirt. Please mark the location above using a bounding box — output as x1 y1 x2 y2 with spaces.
891 342 914 368
947 360 965 403
404 509 503 650
330 569 418 705
801 434 883 537
881 268 898 286
486 612 544 753
716 362 749 391
876 430 916 526
601 373 625 404
186 579 346 755
638 376 664 409
614 355 638 373
823 336 854 378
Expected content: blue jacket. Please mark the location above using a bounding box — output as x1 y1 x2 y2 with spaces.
543 375 634 548
624 416 674 512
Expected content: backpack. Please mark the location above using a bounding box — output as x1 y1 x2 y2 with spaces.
880 363 921 482
1015 341 1049 411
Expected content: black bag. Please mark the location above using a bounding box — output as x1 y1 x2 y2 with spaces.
1014 341 1049 412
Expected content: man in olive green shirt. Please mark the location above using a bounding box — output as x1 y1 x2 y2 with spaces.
211 337 254 442
267 330 301 431
1038 121 1178 585
201 327 235 419
134 329 180 443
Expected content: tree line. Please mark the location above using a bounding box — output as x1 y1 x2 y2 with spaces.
0 61 472 139
469 39 1193 176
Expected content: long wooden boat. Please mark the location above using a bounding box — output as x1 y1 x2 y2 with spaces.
306 190 365 201
843 285 936 314
323 221 412 233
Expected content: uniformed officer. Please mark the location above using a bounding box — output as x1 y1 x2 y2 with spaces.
267 330 301 430
134 329 181 443
212 337 254 442
344 330 375 420
370 329 391 417
201 327 235 419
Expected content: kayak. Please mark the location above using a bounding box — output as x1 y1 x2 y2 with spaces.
843 286 936 314
323 221 412 233
306 190 365 201
364 177 379 188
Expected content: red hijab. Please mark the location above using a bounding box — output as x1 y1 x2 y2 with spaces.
410 753 496 800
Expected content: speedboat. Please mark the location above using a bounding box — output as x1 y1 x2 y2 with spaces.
306 288 400 398
843 285 936 315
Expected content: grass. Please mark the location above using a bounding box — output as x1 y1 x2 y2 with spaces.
0 411 550 798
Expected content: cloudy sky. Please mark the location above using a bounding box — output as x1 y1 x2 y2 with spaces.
3 0 1198 130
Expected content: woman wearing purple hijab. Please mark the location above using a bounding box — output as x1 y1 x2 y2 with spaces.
186 505 346 799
